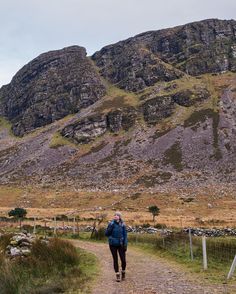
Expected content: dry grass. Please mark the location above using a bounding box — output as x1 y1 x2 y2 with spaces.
0 184 236 229
0 237 80 294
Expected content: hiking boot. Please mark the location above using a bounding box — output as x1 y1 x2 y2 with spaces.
121 270 126 280
116 272 121 282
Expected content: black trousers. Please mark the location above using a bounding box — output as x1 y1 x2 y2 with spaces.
109 244 126 273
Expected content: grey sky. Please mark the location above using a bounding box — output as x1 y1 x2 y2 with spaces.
0 0 235 87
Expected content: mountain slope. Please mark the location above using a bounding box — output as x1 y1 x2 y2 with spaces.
0 46 106 136
0 19 236 191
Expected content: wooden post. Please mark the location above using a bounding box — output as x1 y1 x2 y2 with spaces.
202 236 207 270
189 228 193 261
76 219 79 236
54 216 57 235
44 220 47 237
73 217 76 234
162 237 165 248
33 217 36 234
227 255 236 280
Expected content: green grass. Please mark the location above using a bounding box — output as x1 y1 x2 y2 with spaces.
0 116 12 130
0 116 16 137
73 247 99 294
128 233 236 284
49 131 78 149
0 235 98 294
162 141 184 171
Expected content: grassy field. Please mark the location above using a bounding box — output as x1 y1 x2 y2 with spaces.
0 235 98 294
0 183 236 229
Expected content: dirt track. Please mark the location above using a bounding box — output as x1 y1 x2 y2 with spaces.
71 239 235 294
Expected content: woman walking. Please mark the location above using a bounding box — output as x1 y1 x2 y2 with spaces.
105 211 128 282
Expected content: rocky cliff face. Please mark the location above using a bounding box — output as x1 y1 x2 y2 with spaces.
61 107 137 144
0 46 106 136
92 19 236 91
1 19 236 191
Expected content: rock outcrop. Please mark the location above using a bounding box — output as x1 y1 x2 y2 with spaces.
92 45 184 91
92 19 236 91
61 107 137 144
141 96 175 124
172 87 210 107
0 46 106 136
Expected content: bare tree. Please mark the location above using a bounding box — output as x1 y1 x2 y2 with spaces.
90 213 107 238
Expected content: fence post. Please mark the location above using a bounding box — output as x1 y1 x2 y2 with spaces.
44 220 47 237
73 217 76 234
227 255 236 280
189 228 193 261
33 217 36 234
54 216 57 235
202 236 207 270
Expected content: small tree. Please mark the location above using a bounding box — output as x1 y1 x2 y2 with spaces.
148 205 160 224
8 207 27 230
90 213 107 239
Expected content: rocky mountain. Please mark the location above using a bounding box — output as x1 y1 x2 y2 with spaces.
0 46 106 136
92 18 236 91
0 18 236 191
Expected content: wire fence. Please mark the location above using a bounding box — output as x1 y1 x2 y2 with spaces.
128 231 236 264
0 216 236 267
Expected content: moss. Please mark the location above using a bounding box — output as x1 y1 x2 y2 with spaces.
183 108 214 128
211 110 222 160
184 108 222 160
49 131 77 149
0 116 16 137
163 141 183 171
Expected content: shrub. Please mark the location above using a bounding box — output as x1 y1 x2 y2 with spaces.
0 233 13 250
0 237 79 293
90 227 106 240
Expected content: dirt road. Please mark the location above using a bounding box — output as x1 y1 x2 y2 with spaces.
71 240 234 294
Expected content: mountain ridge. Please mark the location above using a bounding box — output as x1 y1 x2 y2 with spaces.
0 18 236 191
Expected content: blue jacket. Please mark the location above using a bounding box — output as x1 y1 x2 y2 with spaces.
105 220 128 247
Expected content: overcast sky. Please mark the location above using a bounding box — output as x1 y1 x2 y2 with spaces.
0 0 235 87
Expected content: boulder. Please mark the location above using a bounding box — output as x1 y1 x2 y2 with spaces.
141 96 175 124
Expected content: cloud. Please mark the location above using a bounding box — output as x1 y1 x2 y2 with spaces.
0 0 235 86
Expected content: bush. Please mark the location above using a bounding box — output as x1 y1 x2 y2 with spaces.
0 233 13 250
90 227 106 240
0 237 79 293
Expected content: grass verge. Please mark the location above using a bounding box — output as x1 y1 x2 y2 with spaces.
0 235 98 294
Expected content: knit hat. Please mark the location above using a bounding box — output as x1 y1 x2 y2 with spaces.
114 211 122 219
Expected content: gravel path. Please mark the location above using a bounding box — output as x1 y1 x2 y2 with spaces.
70 240 235 294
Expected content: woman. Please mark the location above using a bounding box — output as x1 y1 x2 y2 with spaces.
105 211 128 282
